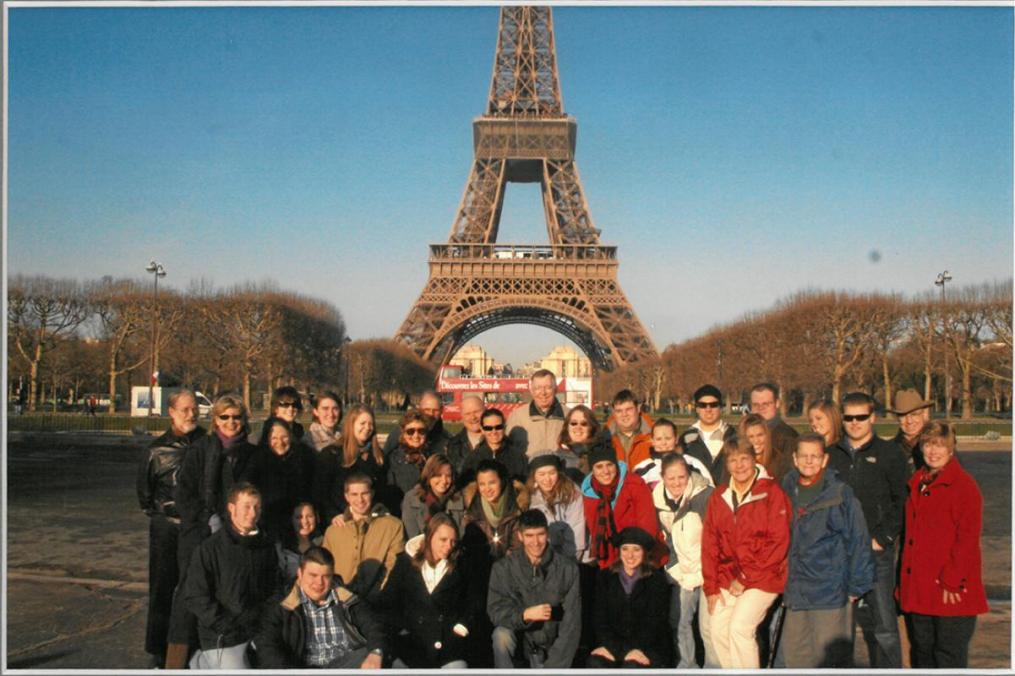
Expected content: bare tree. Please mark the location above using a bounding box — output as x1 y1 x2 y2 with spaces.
205 286 285 411
8 276 91 411
939 285 992 419
89 278 152 413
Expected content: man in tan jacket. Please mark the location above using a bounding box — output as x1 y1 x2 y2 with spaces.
507 369 568 460
322 473 404 598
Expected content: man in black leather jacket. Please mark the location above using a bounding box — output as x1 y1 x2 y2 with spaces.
135 389 204 667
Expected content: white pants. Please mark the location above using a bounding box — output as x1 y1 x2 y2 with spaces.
707 587 777 669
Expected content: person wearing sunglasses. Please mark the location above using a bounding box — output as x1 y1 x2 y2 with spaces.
383 391 451 458
168 394 257 668
257 386 306 445
556 404 604 483
387 410 434 513
679 384 737 486
460 408 528 485
827 392 908 669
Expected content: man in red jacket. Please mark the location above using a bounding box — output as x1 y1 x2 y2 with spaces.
701 443 791 669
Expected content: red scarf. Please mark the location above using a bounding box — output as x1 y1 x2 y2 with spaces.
591 475 619 564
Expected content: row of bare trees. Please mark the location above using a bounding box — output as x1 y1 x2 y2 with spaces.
7 275 436 413
599 281 1012 420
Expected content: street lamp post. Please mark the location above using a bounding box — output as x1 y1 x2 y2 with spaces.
146 260 166 415
342 336 352 405
935 270 953 419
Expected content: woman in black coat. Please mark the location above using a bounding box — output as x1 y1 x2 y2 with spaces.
588 527 673 668
244 418 315 542
313 403 387 525
373 513 477 668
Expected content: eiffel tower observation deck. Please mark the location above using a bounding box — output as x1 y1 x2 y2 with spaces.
395 6 657 371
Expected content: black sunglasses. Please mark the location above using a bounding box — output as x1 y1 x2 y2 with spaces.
217 414 243 421
482 424 505 431
843 413 872 422
695 401 721 409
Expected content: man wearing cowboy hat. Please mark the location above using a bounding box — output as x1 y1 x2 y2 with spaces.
890 390 934 475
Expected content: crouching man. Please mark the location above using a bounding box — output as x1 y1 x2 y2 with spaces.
487 509 581 668
256 546 387 668
182 483 280 669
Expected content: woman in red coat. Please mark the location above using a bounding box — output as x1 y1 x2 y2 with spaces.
580 444 660 569
898 422 988 668
701 442 791 669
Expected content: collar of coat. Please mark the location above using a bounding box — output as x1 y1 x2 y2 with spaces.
341 503 392 525
580 461 629 505
508 540 556 572
222 521 269 548
652 468 709 515
781 468 847 514
908 455 962 492
161 426 206 445
463 479 530 514
718 466 773 511
689 420 730 441
280 580 356 611
528 399 565 420
607 412 652 439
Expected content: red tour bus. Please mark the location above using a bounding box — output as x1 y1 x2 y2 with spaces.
436 365 593 422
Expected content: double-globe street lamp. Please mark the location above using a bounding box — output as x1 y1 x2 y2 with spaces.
146 260 167 415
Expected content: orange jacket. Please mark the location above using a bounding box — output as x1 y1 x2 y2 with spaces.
606 412 654 468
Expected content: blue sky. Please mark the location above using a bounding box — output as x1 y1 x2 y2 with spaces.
7 4 1013 367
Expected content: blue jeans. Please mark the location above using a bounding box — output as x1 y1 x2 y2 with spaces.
670 584 701 668
855 545 902 668
492 626 544 669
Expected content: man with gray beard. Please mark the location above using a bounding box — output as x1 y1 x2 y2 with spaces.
136 389 204 668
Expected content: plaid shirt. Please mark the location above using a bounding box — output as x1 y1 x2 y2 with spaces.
299 588 354 667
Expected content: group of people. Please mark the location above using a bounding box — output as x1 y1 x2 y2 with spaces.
136 373 988 670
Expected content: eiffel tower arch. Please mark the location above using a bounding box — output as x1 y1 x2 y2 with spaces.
395 6 657 372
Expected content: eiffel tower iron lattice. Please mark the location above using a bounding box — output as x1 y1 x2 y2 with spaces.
394 6 657 372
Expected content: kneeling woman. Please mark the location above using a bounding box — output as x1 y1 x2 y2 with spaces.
588 527 672 668
376 513 477 668
701 442 791 669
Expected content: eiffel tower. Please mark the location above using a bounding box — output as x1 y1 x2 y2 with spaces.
394 6 657 371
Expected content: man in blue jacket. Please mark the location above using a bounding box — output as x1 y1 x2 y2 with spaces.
776 433 874 667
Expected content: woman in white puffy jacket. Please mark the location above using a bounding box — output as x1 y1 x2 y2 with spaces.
653 453 713 668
